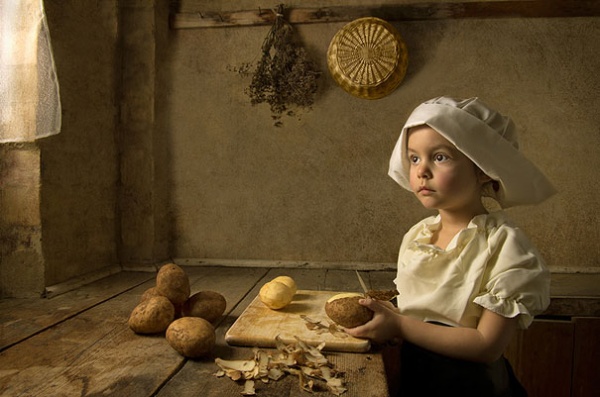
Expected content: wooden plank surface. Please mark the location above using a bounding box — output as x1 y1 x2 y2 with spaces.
157 267 391 397
3 265 599 396
0 278 178 396
543 297 600 317
550 272 600 297
510 319 574 397
225 290 371 352
0 271 154 352
572 317 600 397
0 266 396 396
171 1 600 29
0 266 269 396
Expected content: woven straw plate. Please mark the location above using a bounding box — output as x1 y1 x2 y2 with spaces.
327 17 408 99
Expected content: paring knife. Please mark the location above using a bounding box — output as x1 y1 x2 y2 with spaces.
355 270 369 294
356 270 401 302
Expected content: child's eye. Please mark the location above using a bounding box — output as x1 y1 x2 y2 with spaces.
409 155 420 164
434 153 449 162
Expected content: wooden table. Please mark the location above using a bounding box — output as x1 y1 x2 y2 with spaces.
0 266 397 396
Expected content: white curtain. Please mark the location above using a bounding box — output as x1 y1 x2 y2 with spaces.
0 0 61 143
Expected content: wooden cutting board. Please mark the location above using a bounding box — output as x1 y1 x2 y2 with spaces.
225 290 371 353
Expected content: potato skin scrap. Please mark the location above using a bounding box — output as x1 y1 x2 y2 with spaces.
128 296 175 334
182 291 226 323
166 317 216 358
366 289 399 301
156 263 190 305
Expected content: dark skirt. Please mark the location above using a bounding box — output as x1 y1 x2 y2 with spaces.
397 341 527 397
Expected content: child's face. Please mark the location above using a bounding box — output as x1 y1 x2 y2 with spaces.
407 126 489 214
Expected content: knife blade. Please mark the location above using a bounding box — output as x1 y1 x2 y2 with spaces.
355 270 369 295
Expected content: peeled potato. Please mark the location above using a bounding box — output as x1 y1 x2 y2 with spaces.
259 281 294 310
166 317 216 358
271 276 297 294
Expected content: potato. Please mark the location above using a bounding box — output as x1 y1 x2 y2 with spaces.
259 281 294 310
128 295 175 334
271 275 297 295
182 291 226 323
140 286 161 302
156 263 190 305
166 317 216 358
142 286 184 317
324 293 373 328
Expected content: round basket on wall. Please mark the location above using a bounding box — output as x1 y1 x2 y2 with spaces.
327 17 408 99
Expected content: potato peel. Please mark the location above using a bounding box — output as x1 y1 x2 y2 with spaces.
366 289 399 301
214 336 347 396
241 379 256 395
300 315 349 338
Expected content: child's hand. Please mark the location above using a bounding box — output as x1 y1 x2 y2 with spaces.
343 297 402 344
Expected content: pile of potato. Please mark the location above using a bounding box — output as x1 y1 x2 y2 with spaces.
128 263 226 358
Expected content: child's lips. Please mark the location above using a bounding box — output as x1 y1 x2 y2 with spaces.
418 186 435 195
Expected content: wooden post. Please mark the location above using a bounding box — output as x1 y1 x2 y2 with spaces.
118 0 159 267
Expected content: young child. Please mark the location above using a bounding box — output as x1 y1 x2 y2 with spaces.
345 97 556 396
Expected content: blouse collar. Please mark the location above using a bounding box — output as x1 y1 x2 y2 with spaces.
414 211 508 252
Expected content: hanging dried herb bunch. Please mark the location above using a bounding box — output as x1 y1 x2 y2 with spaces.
246 4 321 121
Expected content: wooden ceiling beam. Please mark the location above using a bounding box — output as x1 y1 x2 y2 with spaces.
170 1 600 29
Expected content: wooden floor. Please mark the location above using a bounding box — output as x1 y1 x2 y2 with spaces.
0 266 398 396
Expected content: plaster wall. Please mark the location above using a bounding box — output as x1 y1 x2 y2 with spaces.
162 3 600 269
2 1 598 296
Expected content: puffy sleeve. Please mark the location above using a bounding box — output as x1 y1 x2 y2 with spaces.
473 225 551 329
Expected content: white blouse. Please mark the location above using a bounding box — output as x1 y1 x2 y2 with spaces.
394 211 550 329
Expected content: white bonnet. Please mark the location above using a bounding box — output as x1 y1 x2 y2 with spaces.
388 96 556 208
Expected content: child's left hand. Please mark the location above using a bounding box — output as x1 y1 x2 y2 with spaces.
343 297 402 344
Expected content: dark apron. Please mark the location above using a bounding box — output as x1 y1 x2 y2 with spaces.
398 340 527 397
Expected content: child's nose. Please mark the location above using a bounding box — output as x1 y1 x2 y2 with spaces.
417 162 432 179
